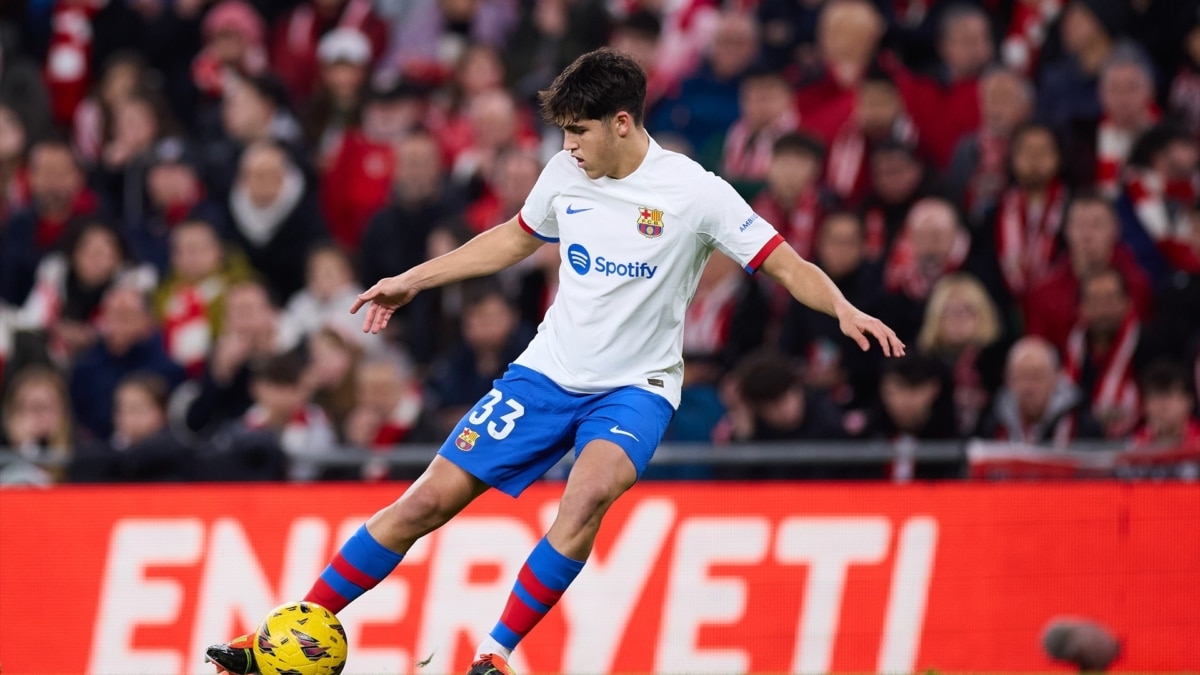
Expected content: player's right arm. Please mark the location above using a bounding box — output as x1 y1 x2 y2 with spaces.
350 216 544 334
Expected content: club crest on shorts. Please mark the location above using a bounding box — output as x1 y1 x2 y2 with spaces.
455 427 480 451
637 207 665 238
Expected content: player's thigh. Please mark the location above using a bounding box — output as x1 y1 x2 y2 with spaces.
437 365 576 497
574 387 675 480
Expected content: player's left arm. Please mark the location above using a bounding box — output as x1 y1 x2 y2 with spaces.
759 243 906 357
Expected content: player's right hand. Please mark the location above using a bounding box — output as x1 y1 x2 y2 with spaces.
350 275 419 334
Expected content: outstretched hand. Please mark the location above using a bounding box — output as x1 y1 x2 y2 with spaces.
837 303 906 357
350 275 420 334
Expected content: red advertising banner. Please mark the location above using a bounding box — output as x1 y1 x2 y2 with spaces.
1 482 1197 674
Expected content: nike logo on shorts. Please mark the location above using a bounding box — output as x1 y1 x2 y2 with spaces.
609 425 639 442
566 204 594 214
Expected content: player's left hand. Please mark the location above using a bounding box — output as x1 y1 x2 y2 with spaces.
350 274 420 334
836 303 906 357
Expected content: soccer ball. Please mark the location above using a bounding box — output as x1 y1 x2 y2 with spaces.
253 601 349 675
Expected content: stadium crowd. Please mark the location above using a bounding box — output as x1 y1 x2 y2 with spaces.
0 0 1198 485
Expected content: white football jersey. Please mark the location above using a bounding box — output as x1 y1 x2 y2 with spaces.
514 136 784 407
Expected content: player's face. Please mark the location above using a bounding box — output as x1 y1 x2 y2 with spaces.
562 118 618 179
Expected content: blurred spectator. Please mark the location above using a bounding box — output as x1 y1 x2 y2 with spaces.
69 285 184 440
721 63 799 188
43 0 104 126
859 141 935 261
280 245 367 347
191 1 268 106
94 90 174 224
270 0 387 106
343 352 430 480
781 211 885 411
682 252 769 373
0 102 30 224
204 73 304 204
981 335 1102 445
795 0 888 144
0 364 73 485
649 11 757 169
1071 45 1158 195
180 280 296 436
68 373 193 482
1 139 100 306
72 52 148 166
1168 11 1200 137
908 3 994 169
304 28 372 168
986 121 1068 300
226 140 330 304
858 353 960 479
608 11 667 109
15 219 156 362
238 349 336 481
1141 205 1200 363
503 0 610 103
426 287 533 433
882 197 975 340
358 131 454 287
129 137 226 275
464 148 541 234
306 325 363 438
752 132 830 261
1002 0 1064 74
380 0 515 84
717 351 847 462
946 67 1035 217
447 89 539 199
1131 359 1200 450
154 219 254 378
917 274 1009 436
1037 0 1122 133
0 27 53 145
1024 192 1152 350
1065 268 1146 438
317 83 415 253
1116 124 1200 282
826 68 918 205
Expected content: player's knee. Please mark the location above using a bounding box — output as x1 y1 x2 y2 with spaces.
378 485 455 539
558 480 622 529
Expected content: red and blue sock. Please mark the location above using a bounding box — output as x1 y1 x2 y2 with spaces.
489 537 586 651
304 524 404 614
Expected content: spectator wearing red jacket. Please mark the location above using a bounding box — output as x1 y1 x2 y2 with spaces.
721 63 799 187
825 68 919 206
795 0 887 144
1024 192 1152 352
270 0 388 107
752 132 829 262
905 3 994 169
464 149 541 235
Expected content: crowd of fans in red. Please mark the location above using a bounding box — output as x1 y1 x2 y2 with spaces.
0 0 1197 484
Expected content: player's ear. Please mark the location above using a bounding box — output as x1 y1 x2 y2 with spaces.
613 111 631 137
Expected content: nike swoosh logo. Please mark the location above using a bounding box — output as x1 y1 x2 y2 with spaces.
566 204 594 215
610 425 639 442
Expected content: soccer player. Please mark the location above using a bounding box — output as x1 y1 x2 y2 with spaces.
206 48 905 675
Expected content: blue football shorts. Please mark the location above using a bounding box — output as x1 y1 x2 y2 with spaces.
437 364 675 497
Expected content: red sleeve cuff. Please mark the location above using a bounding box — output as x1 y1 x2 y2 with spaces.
745 233 785 273
517 213 559 242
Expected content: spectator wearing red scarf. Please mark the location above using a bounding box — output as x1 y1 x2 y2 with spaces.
1 140 101 306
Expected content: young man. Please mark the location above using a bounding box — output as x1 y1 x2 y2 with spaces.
206 47 904 675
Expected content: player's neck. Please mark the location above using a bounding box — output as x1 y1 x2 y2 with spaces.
608 129 651 180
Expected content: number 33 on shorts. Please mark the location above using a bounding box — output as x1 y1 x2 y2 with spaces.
466 388 525 440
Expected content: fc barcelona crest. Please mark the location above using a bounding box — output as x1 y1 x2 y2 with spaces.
637 207 665 238
455 427 480 451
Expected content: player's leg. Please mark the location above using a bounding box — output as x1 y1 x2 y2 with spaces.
470 440 635 675
305 456 490 613
206 458 486 674
472 388 673 673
